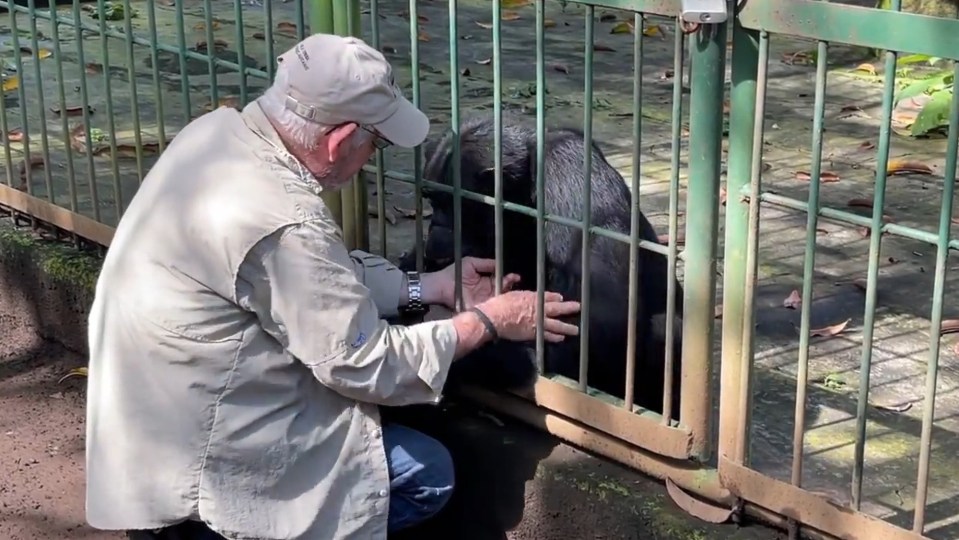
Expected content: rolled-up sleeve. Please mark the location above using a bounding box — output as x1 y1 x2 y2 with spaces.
234 219 458 406
348 251 405 318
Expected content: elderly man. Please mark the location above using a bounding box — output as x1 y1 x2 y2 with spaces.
84 32 580 540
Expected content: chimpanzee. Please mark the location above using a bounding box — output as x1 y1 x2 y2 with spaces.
396 116 683 420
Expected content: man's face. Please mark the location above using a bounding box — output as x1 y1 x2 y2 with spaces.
312 124 390 189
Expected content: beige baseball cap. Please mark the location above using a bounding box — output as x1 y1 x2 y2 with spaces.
275 33 429 148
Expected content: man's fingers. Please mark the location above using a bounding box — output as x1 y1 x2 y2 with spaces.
544 318 580 337
544 300 582 318
502 273 522 291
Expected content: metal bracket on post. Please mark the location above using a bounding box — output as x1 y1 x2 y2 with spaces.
680 0 729 24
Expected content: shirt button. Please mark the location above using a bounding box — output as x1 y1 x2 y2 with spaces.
378 489 388 498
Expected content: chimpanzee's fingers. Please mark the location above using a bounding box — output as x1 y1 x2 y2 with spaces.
501 273 521 291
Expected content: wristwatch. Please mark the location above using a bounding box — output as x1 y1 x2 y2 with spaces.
401 271 428 316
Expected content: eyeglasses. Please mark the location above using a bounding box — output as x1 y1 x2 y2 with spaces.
360 125 392 150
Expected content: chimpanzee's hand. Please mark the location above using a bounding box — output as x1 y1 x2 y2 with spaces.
424 257 521 311
475 291 581 343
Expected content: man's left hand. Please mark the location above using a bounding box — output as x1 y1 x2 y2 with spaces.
422 257 520 311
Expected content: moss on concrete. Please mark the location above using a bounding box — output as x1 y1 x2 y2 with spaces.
0 223 102 294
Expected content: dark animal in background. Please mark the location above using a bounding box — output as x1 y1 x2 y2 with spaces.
397 116 684 420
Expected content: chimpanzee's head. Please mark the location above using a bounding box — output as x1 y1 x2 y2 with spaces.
415 117 535 270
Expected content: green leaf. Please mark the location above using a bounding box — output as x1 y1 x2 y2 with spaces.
910 89 952 137
895 71 954 106
897 53 933 66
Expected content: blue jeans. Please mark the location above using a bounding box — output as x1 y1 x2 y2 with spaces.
383 423 456 532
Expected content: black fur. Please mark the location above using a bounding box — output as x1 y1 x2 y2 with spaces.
398 116 683 420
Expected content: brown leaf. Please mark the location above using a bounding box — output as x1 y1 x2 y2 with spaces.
810 318 851 338
475 21 493 29
886 159 933 176
276 21 297 35
794 170 840 183
781 51 812 65
783 290 802 310
610 21 633 34
418 30 430 42
50 104 93 117
397 10 429 23
840 105 863 113
196 39 229 52
847 198 873 209
476 58 492 65
4 128 23 142
941 319 959 335
593 44 616 52
252 32 266 40
665 478 734 524
854 63 877 76
552 63 570 74
875 402 912 413
193 20 222 32
501 10 521 21
859 140 876 150
543 19 556 28
642 24 662 37
85 62 104 74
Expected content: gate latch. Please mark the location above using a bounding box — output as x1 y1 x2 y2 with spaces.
680 0 729 24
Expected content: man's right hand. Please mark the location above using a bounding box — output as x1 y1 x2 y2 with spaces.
475 290 581 343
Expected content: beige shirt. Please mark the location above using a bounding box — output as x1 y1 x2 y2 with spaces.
84 101 459 540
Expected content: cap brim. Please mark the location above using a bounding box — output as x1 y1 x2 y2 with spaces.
373 97 430 149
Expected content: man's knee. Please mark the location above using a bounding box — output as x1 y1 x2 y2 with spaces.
383 424 455 529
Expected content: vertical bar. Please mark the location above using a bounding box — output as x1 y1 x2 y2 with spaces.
409 0 424 273
73 0 101 222
311 0 344 230
0 39 13 187
718 19 759 465
27 0 54 203
49 0 78 212
662 18 685 423
449 0 463 311
912 61 959 534
347 0 368 253
264 0 276 81
310 0 334 34
330 0 363 251
202 0 219 107
851 0 901 510
175 0 192 122
371 0 387 258
98 0 123 222
234 0 248 106
623 11 644 410
736 30 769 467
296 0 307 39
123 0 145 184
492 0 504 293
534 0 547 372
8 7 34 211
578 6 595 392
790 38 829 521
147 0 167 156
682 20 727 461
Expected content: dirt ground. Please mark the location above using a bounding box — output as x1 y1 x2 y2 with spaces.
0 302 785 540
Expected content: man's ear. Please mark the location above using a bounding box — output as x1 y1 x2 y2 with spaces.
326 123 359 162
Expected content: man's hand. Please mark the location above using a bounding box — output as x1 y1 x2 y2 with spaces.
421 257 521 311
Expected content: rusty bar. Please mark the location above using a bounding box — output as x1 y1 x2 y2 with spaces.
623 10 644 411
0 184 115 246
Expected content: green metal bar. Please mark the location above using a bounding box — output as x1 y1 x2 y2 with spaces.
0 37 12 187
534 0 547 373
202 0 219 107
347 0 367 252
362 165 684 258
719 17 759 465
492 0 504 293
409 0 424 273
559 0 677 17
96 0 123 222
449 0 463 311
296 0 307 39
310 0 334 34
175 0 193 122
682 19 727 461
623 11 644 411
72 0 101 222
737 0 959 61
851 0 902 510
662 18 684 423
371 0 387 258
790 40 829 526
234 0 248 106
26 0 54 203
578 6 595 393
146 0 167 157
49 0 78 212
8 6 34 208
264 0 276 80
123 0 145 184
912 61 959 534
737 29 769 468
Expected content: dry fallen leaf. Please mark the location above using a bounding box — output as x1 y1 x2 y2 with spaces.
810 318 851 338
886 158 933 176
51 104 93 117
196 39 229 52
476 58 492 65
665 478 734 524
2 76 19 93
795 170 840 183
643 24 662 37
475 21 493 29
593 44 616 52
205 96 241 111
543 19 556 28
4 128 24 142
552 63 570 74
276 21 297 35
858 140 876 151
193 20 222 32
854 63 877 76
874 402 913 413
599 13 617 22
781 51 812 65
501 10 521 21
610 21 633 34
847 198 873 209
85 62 104 74
397 10 429 23
941 319 959 335
418 30 430 42
783 290 802 310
